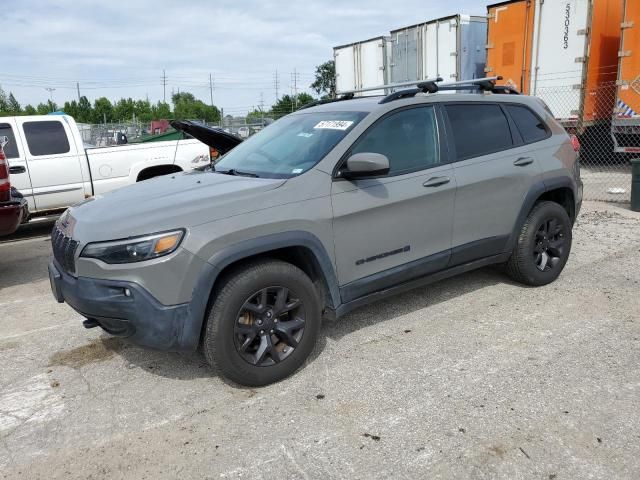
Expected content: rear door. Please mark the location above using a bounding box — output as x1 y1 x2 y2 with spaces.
0 119 34 210
16 117 86 210
443 102 544 265
331 105 456 301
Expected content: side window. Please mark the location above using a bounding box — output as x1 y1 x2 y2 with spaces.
23 121 70 156
505 105 549 143
350 106 439 175
445 104 513 160
0 123 20 159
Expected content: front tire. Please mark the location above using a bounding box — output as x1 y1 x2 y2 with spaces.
203 260 321 387
506 201 572 286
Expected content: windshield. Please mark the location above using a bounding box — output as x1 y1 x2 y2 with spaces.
214 111 367 178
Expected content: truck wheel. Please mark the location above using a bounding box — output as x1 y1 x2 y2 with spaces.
203 260 321 386
506 201 572 286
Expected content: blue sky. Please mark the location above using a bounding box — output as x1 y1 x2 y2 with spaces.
1 0 485 116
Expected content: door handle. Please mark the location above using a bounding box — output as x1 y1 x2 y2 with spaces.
9 166 26 174
423 176 450 188
513 157 534 167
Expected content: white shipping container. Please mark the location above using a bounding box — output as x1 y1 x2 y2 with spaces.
334 37 390 96
528 0 622 125
529 0 591 121
390 15 487 84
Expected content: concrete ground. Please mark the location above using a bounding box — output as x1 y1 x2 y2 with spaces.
581 166 632 203
1 202 639 479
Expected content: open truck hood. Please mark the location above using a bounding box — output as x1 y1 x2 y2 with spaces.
171 120 243 155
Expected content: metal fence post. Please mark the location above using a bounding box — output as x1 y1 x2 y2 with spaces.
631 159 640 212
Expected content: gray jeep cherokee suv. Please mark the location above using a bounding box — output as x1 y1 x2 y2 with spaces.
49 86 582 386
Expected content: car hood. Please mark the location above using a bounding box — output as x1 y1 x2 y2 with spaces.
171 120 242 155
68 171 285 242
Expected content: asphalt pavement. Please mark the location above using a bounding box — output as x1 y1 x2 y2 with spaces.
1 203 639 479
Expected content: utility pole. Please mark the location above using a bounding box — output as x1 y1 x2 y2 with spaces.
76 82 81 102
273 70 280 101
209 74 214 107
45 87 56 111
259 92 265 127
291 68 300 111
162 69 167 103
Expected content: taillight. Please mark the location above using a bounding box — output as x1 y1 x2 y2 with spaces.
570 134 581 152
0 145 10 202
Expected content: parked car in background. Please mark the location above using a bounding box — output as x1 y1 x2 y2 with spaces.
0 115 211 223
49 79 582 387
0 136 29 237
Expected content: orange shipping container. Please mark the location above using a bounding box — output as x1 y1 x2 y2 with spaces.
487 0 623 126
486 0 535 94
612 0 640 152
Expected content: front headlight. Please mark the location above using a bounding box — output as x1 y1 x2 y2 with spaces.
80 230 185 264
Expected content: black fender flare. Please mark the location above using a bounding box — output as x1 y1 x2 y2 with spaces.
179 231 340 350
506 176 576 252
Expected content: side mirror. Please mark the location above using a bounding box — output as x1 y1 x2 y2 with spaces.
341 152 390 179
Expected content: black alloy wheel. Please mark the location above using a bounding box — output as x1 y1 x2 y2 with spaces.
234 286 306 366
533 217 567 272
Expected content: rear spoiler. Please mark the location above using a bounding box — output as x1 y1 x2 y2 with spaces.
170 120 242 156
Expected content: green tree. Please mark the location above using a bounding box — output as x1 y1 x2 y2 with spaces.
92 97 113 123
172 92 220 122
270 93 315 118
0 86 8 113
36 101 57 114
246 108 265 124
150 101 171 120
7 93 21 114
311 60 336 99
113 98 136 122
134 99 152 122
77 96 93 123
63 100 79 119
23 105 37 115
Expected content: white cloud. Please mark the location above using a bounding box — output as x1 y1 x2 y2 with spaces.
1 0 486 114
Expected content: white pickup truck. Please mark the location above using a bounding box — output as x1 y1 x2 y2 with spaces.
0 115 211 219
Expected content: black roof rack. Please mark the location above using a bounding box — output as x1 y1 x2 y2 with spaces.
298 93 355 111
378 76 520 103
301 76 519 110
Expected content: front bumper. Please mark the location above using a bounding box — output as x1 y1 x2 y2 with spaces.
48 260 199 351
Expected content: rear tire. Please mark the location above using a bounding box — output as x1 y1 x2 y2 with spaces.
506 201 572 286
203 260 321 387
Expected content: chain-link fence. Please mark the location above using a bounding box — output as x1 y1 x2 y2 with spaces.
536 81 634 203
77 122 146 147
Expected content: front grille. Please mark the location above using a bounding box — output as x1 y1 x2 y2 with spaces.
51 225 79 274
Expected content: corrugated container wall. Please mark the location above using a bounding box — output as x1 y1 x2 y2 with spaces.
334 37 391 95
487 0 622 125
389 15 487 84
485 1 535 94
612 0 640 152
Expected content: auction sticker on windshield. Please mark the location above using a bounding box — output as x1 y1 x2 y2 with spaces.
314 120 354 130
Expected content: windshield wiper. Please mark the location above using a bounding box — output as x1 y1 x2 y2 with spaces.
217 168 259 178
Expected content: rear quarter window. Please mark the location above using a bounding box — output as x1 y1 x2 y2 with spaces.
23 121 70 156
444 104 513 160
505 105 549 144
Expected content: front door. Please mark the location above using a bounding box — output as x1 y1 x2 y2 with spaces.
331 105 456 302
